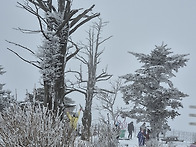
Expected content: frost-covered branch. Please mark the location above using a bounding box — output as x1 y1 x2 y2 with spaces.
7 48 41 69
0 103 77 146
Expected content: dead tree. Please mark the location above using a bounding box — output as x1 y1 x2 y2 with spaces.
96 79 122 125
67 18 112 140
7 0 99 110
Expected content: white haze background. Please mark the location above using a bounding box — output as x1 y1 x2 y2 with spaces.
0 0 196 132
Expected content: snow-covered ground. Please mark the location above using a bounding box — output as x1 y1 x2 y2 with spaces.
118 131 192 147
119 138 192 147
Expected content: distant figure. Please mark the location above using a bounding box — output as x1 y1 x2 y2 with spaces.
140 122 147 144
137 129 145 146
145 129 151 141
140 122 146 132
127 121 134 139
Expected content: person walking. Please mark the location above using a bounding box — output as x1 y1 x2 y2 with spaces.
127 121 134 139
137 129 145 146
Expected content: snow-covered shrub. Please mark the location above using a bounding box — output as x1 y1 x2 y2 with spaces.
146 139 178 147
93 123 119 147
167 142 177 147
0 102 76 146
146 139 164 147
76 139 94 147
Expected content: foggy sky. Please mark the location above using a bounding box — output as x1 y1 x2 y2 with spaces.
1 0 196 132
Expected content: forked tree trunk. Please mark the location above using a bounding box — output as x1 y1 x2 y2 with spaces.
7 1 99 111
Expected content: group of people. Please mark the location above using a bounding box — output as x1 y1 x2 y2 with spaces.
137 122 151 146
67 109 151 147
127 121 151 146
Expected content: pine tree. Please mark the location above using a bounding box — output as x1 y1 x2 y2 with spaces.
0 65 14 111
120 43 189 139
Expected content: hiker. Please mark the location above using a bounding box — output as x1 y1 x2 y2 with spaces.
127 121 134 139
140 122 146 132
137 129 145 146
67 107 82 130
145 129 151 141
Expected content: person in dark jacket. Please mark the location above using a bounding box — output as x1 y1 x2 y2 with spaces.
137 129 145 146
127 121 134 139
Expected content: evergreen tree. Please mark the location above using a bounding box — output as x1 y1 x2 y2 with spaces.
0 65 14 111
120 44 189 139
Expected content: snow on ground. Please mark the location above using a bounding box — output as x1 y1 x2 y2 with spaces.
119 138 191 147
118 131 192 147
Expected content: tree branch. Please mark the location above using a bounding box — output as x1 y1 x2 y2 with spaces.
6 40 35 55
35 0 49 12
98 35 113 45
70 5 95 28
13 27 41 34
34 4 50 40
7 48 42 69
5 40 43 62
70 13 100 35
96 68 112 82
66 40 81 62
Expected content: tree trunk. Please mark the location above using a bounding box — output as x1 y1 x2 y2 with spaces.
81 77 94 140
81 101 92 141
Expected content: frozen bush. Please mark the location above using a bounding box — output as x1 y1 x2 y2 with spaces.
146 139 163 147
93 123 119 147
0 102 76 146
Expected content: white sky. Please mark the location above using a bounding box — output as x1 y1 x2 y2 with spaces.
0 0 196 132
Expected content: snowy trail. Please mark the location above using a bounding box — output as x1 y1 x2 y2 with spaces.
118 132 192 147
119 138 192 147
119 137 138 147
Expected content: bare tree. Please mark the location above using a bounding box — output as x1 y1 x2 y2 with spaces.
7 0 99 110
67 18 112 140
96 79 122 125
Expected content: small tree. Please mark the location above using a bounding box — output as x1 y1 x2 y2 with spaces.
97 79 122 125
0 65 14 112
120 43 189 139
